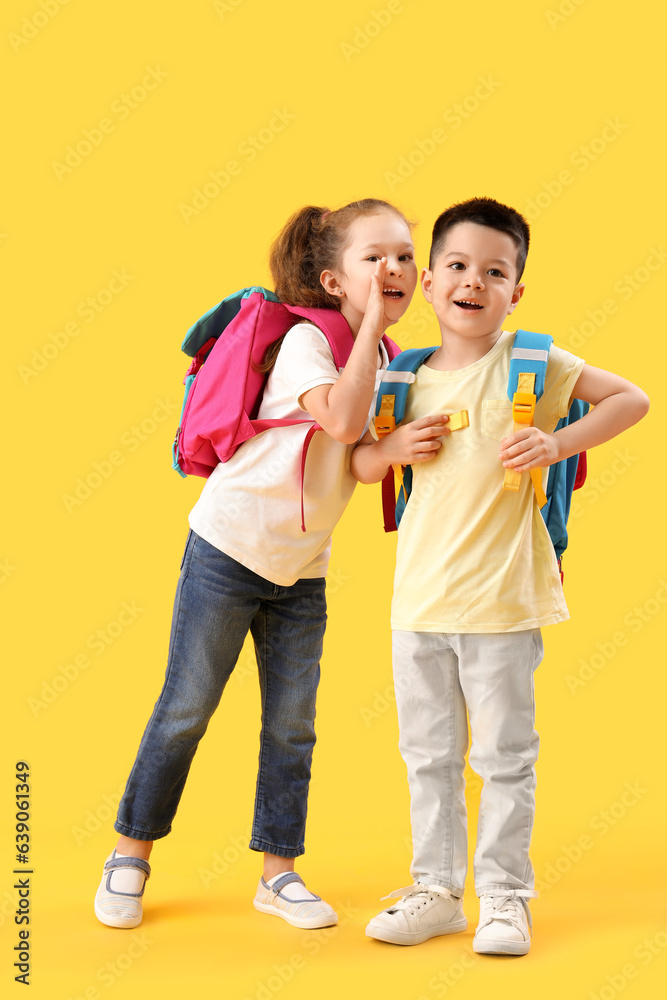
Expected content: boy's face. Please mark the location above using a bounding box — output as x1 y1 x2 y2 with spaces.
421 222 524 342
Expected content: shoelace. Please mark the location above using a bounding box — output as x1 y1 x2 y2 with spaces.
381 883 457 915
478 889 536 933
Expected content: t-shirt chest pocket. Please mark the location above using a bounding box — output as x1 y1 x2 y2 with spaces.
481 399 514 441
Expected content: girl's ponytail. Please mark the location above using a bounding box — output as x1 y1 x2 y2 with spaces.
269 206 337 310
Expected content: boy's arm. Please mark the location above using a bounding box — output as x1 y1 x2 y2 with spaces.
351 415 450 484
499 363 649 473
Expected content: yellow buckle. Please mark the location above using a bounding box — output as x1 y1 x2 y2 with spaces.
511 391 536 425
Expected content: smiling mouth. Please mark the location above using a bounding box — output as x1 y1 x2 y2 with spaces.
383 287 404 299
454 299 483 310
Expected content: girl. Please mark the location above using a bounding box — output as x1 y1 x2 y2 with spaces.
94 199 418 931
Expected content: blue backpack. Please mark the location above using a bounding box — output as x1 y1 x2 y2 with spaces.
375 330 588 575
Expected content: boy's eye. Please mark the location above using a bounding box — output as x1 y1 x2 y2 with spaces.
488 268 505 278
449 262 465 270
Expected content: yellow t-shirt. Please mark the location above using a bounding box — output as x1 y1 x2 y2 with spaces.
391 331 585 633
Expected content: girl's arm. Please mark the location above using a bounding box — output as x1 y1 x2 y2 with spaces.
499 364 650 473
351 416 450 484
300 260 393 444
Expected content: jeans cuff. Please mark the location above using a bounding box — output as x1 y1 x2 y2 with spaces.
249 836 304 858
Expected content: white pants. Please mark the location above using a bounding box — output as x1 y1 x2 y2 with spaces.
392 629 543 896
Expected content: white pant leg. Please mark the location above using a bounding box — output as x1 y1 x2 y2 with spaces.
392 630 469 894
450 630 543 895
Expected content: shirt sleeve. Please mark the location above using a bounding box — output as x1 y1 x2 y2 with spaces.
272 322 341 411
538 343 586 428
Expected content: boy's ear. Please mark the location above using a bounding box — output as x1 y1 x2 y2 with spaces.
507 282 525 314
420 267 433 302
320 269 344 298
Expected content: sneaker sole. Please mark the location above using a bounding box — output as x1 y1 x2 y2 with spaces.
253 899 338 930
366 916 467 946
94 898 143 929
472 935 530 956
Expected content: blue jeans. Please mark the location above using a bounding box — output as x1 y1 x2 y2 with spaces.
115 530 327 858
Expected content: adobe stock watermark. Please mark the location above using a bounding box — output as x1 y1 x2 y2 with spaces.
565 579 667 694
71 783 126 846
569 448 639 522
545 0 589 30
240 899 359 1000
179 107 296 223
588 924 667 1000
198 826 253 887
564 246 667 352
61 397 178 513
18 269 135 385
27 601 145 716
535 781 648 893
384 75 501 192
213 0 246 17
523 118 628 221
64 933 153 999
8 0 72 52
339 0 413 62
416 949 479 1000
0 558 18 584
52 67 168 181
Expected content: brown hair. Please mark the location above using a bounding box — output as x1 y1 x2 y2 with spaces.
257 199 412 373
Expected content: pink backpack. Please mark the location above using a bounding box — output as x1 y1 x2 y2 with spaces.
172 287 400 529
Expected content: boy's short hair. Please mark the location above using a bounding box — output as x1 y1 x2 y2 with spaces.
429 197 530 279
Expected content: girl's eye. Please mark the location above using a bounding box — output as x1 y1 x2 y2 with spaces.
399 254 414 262
366 255 380 262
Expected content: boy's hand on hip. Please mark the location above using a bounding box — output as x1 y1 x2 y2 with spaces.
382 415 450 465
500 427 560 472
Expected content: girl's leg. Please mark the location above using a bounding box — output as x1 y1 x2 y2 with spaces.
115 532 265 841
249 575 326 859
248 576 337 928
96 533 270 929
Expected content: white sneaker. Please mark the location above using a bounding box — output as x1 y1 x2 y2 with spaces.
473 890 536 956
366 884 466 946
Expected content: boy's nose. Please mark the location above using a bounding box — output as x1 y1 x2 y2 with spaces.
464 272 484 288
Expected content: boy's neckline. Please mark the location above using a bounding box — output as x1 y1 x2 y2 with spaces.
422 331 509 375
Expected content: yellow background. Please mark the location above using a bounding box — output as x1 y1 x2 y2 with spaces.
3 1 665 997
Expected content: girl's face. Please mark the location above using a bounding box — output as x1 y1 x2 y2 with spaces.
325 212 418 334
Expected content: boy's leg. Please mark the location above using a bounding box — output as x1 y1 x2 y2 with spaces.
249 578 337 928
452 630 543 955
364 630 468 945
453 630 542 893
393 630 469 894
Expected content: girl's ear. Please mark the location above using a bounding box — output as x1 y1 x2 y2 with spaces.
320 269 344 298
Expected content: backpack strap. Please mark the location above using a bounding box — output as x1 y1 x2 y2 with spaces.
375 348 438 532
502 330 553 509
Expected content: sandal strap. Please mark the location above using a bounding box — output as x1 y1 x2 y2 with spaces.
264 872 321 902
104 855 151 880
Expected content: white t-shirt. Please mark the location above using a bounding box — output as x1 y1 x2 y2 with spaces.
391 331 585 633
189 322 389 587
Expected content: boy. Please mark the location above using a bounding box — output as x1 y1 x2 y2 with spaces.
351 197 649 955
